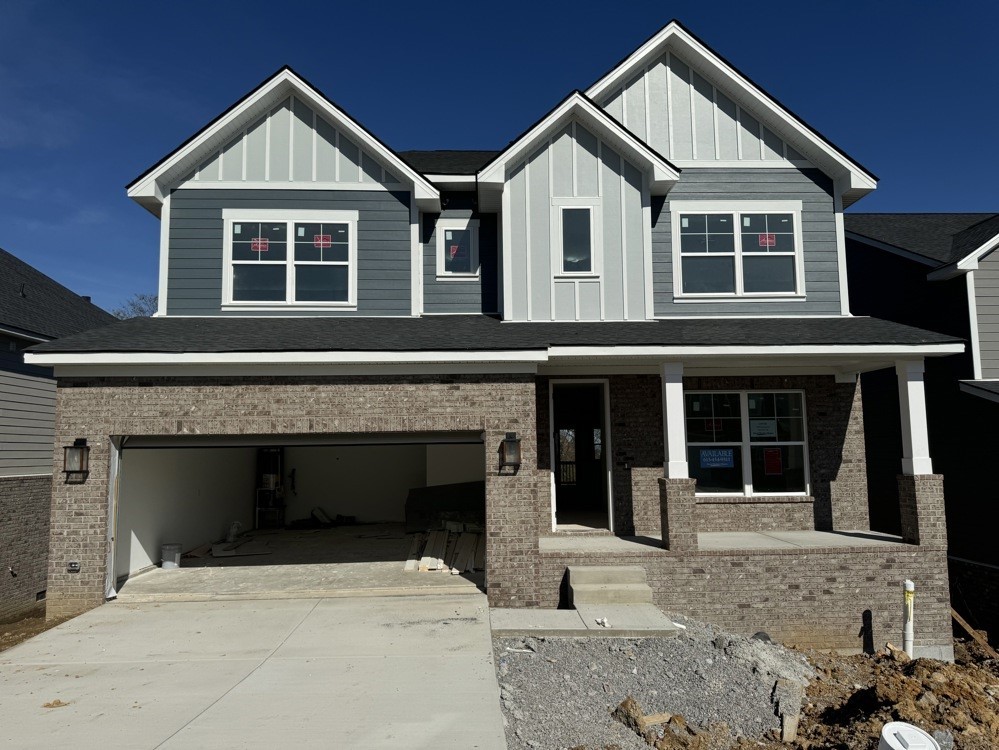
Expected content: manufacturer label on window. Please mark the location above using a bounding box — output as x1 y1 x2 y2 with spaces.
250 238 269 252
758 233 776 247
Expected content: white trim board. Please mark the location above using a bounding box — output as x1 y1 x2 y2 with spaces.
928 229 999 280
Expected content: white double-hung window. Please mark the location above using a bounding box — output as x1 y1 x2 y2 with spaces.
222 209 358 307
671 201 804 298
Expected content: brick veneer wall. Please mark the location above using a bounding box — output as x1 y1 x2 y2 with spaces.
695 498 815 532
0 475 51 622
47 374 547 618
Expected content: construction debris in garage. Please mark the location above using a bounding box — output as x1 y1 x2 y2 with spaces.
405 524 485 574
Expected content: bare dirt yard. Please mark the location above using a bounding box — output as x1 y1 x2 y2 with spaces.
0 610 66 654
495 620 999 750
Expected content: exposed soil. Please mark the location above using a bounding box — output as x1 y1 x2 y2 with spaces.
0 610 66 654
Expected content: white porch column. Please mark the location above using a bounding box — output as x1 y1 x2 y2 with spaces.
661 362 688 478
896 359 933 475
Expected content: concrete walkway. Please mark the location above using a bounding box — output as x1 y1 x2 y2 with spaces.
0 595 506 750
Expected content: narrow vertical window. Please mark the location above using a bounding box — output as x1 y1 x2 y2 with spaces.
561 207 592 273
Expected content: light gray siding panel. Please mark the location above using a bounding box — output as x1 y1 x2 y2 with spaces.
762 125 784 160
604 90 624 122
601 148 624 320
268 98 291 181
976 251 999 378
553 281 575 320
647 56 670 156
361 152 381 183
245 116 267 180
292 97 314 180
578 280 601 320
575 126 599 198
528 147 552 318
338 135 361 183
739 110 762 159
551 126 573 199
715 92 739 160
623 162 646 319
197 151 220 181
691 72 715 160
222 137 243 180
316 118 337 181
652 168 840 316
509 162 529 321
166 188 412 316
625 73 647 141
669 55 693 160
0 370 54 476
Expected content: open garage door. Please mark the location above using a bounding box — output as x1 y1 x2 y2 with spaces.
110 432 485 598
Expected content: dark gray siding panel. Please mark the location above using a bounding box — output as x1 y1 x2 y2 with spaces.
421 193 498 314
975 249 999 378
166 189 413 316
652 168 840 316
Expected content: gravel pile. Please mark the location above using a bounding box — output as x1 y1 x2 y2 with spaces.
494 616 814 750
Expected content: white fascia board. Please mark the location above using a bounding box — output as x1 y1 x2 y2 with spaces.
25 350 549 367
127 69 440 213
426 174 477 192
585 22 876 196
478 93 678 194
547 343 964 358
926 234 999 280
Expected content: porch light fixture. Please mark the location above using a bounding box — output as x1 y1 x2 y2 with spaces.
499 432 521 473
63 438 90 484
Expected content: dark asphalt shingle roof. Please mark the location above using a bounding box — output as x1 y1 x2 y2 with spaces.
960 380 999 402
399 150 499 175
28 315 959 354
0 247 116 340
845 213 999 267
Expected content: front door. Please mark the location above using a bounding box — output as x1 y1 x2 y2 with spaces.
552 383 609 529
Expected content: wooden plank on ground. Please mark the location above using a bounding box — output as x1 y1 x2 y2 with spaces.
952 607 999 659
449 533 471 575
453 533 477 575
404 533 424 572
419 530 443 572
443 531 459 573
473 533 486 570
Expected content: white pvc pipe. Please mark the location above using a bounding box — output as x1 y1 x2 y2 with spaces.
902 579 915 658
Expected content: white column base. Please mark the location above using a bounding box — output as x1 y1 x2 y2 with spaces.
666 460 689 479
901 457 934 476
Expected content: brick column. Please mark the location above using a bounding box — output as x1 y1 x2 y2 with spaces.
659 477 697 551
897 474 947 547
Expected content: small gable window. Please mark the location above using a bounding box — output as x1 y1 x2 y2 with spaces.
561 208 593 274
223 210 358 307
436 218 479 279
671 201 804 299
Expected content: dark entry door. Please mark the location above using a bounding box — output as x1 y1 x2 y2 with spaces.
552 383 609 528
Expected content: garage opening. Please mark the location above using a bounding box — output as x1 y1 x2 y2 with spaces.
110 433 486 599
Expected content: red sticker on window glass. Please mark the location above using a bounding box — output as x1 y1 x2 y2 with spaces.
764 448 783 476
704 418 722 432
758 233 776 247
449 245 459 259
250 238 269 252
313 235 332 248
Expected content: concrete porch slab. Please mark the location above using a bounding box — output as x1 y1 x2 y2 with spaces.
490 604 678 638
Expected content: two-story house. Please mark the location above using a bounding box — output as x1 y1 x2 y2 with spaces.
846 213 999 643
0 247 114 622
27 21 960 657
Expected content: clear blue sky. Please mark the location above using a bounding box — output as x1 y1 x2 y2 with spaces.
1 1 996 312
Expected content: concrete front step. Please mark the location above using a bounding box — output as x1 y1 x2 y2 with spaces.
570 582 654 605
567 565 650 586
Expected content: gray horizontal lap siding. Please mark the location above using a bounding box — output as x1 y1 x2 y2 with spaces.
975 250 999 378
167 189 412 316
653 168 840 316
422 194 498 314
0 368 55 476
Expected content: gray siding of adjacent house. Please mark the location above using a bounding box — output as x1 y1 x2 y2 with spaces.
422 193 499 314
166 188 412 316
653 168 840 316
506 120 648 321
975 250 999 378
0 365 55 477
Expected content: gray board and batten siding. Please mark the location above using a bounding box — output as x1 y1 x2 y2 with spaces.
600 51 807 165
422 193 499 314
505 120 649 321
974 249 999 378
0 367 55 477
653 168 841 316
183 96 402 188
166 189 412 316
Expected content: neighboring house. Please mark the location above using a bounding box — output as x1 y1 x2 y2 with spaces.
27 21 961 657
0 247 115 622
845 213 999 639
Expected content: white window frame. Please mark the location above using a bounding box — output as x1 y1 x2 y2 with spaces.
686 389 810 497
435 217 480 281
552 198 602 278
670 200 805 301
221 208 359 309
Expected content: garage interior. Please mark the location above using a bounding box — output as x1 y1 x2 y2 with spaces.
111 433 486 600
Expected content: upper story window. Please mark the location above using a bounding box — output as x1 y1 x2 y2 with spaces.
670 200 804 299
222 209 358 307
554 198 601 277
435 218 479 280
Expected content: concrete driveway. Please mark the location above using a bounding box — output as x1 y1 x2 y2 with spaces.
0 594 507 749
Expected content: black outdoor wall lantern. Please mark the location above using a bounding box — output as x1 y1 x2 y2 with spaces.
63 438 90 484
499 432 521 473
